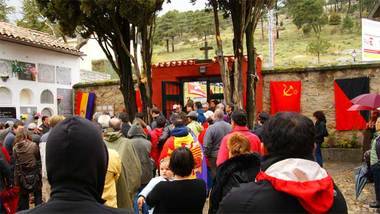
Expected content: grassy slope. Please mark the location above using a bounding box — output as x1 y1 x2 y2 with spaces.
152 15 361 68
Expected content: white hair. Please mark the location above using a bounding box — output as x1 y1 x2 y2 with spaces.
216 103 225 111
97 115 111 129
214 109 224 120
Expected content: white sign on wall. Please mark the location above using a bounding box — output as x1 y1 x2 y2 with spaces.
362 18 380 61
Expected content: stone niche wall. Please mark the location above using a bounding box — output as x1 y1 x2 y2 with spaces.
262 64 380 141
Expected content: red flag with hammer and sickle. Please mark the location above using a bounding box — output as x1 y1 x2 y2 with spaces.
270 81 301 115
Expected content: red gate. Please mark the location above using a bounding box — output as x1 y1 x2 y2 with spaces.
162 81 182 118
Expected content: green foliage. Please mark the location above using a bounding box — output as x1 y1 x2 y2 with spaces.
92 59 118 79
0 0 15 22
287 0 327 35
322 131 361 148
17 0 53 34
307 37 331 63
325 131 337 148
36 0 165 37
363 0 378 13
333 139 361 148
329 13 341 25
302 24 311 35
154 10 229 43
342 15 354 32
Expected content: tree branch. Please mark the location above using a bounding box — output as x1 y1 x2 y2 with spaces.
95 35 119 75
111 16 140 77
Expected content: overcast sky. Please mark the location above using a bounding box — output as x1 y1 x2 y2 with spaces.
6 0 208 22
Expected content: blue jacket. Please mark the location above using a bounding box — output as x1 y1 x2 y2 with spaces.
196 109 206 124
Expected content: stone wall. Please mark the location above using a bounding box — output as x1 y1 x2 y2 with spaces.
73 80 125 115
74 63 380 142
262 63 380 141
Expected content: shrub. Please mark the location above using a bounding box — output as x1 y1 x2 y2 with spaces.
330 27 339 34
326 131 336 147
329 13 341 25
342 16 354 32
302 25 312 35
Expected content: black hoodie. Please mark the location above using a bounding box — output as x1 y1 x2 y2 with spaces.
22 117 130 213
209 153 260 214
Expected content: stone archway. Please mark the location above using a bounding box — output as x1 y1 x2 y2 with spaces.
0 87 11 105
41 89 54 104
41 107 53 117
20 88 34 105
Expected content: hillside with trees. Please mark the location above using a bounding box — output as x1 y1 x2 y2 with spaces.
152 0 377 68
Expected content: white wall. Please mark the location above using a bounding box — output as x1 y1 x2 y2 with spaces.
0 40 81 119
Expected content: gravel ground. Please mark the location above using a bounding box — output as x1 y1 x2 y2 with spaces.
324 162 378 214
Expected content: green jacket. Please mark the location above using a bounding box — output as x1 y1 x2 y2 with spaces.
370 133 380 166
104 131 142 209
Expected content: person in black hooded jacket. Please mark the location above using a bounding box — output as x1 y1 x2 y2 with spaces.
218 112 347 214
21 117 129 214
208 133 260 214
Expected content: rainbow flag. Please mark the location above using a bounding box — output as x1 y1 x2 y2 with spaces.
75 91 96 120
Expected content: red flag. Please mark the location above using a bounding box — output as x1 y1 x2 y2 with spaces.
74 91 83 115
270 81 301 114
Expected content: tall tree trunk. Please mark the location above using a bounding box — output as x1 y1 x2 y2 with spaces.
232 36 244 108
166 39 169 52
246 21 256 129
107 21 137 122
348 0 351 13
211 0 231 104
140 22 154 124
359 0 362 26
317 52 320 64
171 36 174 52
261 18 265 41
275 0 279 39
116 47 137 121
231 3 245 108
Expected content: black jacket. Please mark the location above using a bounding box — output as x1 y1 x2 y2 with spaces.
252 125 264 141
21 117 130 214
121 122 131 138
217 156 347 214
209 153 260 214
0 155 10 192
315 120 328 144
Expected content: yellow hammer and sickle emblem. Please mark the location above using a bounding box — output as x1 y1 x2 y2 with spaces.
283 84 298 97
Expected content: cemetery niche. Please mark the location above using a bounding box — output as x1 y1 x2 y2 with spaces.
56 66 72 85
11 61 37 81
38 64 55 83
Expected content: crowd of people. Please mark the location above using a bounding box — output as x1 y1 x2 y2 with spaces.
0 100 351 213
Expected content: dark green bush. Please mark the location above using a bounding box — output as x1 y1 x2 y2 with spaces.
342 16 354 32
329 13 341 25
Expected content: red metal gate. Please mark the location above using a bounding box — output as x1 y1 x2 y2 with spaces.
162 81 182 118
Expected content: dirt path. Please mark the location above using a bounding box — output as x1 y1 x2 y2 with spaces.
324 162 378 214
